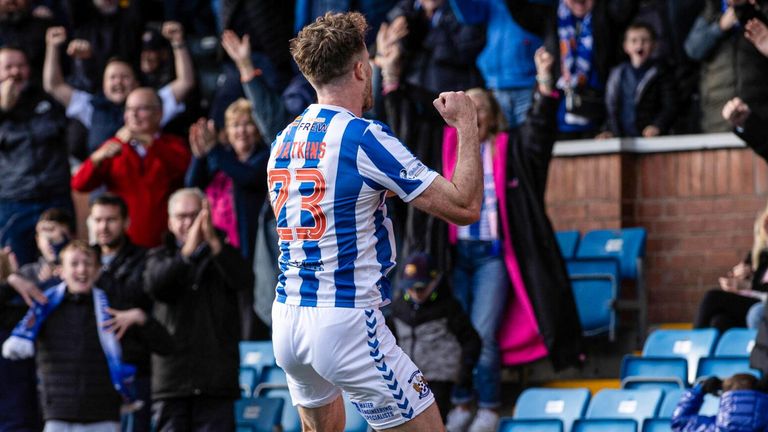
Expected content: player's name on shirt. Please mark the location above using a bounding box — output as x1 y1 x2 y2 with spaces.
274 140 327 161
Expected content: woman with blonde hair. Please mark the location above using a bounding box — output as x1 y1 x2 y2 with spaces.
693 202 768 332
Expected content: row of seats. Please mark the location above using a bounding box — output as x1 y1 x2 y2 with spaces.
555 228 647 341
621 328 760 388
238 340 370 432
499 387 697 432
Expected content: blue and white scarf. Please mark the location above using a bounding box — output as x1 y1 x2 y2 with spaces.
1 282 139 407
556 0 595 90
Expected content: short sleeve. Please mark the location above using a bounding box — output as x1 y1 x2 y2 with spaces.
356 120 438 202
159 84 185 127
66 89 94 127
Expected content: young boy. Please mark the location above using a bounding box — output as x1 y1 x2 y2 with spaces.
600 22 677 139
388 252 481 421
2 241 169 432
671 373 768 431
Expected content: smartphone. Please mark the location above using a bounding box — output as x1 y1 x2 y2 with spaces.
735 2 768 27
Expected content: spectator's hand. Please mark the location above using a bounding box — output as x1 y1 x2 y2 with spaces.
45 26 67 48
720 7 738 31
376 16 408 52
433 91 478 132
701 376 723 395
722 97 752 128
0 78 22 112
161 21 185 46
66 39 92 60
90 140 122 166
221 30 251 66
180 209 205 258
7 274 47 307
189 118 216 158
732 261 753 280
595 131 614 140
103 307 147 340
642 125 660 137
200 200 222 255
0 247 16 283
745 18 768 56
32 5 53 19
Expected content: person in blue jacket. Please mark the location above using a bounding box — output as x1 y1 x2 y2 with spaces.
672 373 768 432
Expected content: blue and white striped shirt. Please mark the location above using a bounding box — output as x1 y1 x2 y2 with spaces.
267 104 438 308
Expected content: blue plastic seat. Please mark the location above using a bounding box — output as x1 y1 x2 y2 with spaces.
513 388 591 432
240 341 276 375
642 329 719 384
566 259 621 339
556 230 580 260
620 356 688 390
586 389 662 430
240 367 258 398
700 394 719 416
343 394 369 432
695 356 762 380
498 418 564 432
235 397 284 432
657 389 683 418
262 387 302 432
642 418 672 432
714 328 756 357
572 418 637 432
576 228 647 280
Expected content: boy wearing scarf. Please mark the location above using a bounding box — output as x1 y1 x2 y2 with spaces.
2 241 155 432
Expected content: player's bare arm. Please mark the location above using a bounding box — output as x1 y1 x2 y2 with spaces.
410 91 482 226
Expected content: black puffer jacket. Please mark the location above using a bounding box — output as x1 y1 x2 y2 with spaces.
604 60 678 136
36 292 124 422
0 84 68 201
144 234 253 400
388 278 480 385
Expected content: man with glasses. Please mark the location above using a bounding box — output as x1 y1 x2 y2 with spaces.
72 87 191 248
144 188 252 431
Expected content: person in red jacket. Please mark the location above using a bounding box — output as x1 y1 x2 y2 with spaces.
71 87 191 248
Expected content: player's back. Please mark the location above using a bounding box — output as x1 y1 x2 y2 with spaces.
267 104 437 309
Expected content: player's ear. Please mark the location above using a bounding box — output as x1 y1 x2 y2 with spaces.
353 60 365 81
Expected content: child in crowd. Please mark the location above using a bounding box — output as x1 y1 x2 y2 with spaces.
2 241 170 432
388 252 481 421
599 22 677 139
671 373 768 431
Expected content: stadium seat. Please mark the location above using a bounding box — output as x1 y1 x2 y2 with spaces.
575 228 648 341
262 387 302 432
239 367 258 398
512 387 591 432
240 341 276 375
642 329 719 383
714 328 756 357
572 418 637 432
695 356 762 380
498 418 564 432
556 230 580 260
254 365 289 396
657 389 683 418
642 418 672 432
620 356 688 390
700 394 719 416
585 388 663 430
234 397 284 432
343 394 369 432
567 259 621 340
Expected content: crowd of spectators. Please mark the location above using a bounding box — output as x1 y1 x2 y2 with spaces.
2 0 768 431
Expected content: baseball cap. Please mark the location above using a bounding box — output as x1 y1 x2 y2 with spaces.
400 252 438 291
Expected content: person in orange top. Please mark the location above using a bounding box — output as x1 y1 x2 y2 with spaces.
71 87 191 248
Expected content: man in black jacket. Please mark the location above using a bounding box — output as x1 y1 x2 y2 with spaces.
144 188 254 431
0 46 70 266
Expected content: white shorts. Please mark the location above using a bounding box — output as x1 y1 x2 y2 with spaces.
272 302 435 429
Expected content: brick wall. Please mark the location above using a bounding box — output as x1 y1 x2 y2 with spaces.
546 147 768 324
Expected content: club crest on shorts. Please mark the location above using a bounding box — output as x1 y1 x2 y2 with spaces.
408 370 431 399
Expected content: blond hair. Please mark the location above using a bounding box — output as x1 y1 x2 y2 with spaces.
290 12 368 86
60 240 98 263
465 88 508 136
224 98 256 128
752 202 768 267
